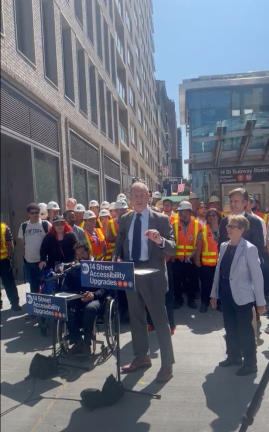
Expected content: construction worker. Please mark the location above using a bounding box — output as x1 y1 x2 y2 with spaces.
38 203 48 220
163 199 178 224
74 204 86 228
99 209 114 261
172 201 201 309
47 201 61 223
196 202 207 226
117 193 127 201
106 200 129 245
246 197 267 246
100 201 110 210
253 199 269 225
0 222 21 311
83 210 106 260
109 202 117 219
151 191 162 207
66 198 77 210
188 192 199 217
208 195 224 218
195 209 222 313
89 200 102 229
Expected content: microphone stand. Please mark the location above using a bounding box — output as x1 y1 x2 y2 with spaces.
112 236 161 400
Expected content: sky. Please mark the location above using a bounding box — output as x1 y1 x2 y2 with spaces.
153 0 269 177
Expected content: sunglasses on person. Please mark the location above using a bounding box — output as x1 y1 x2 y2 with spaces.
54 222 65 227
29 211 40 215
226 224 240 230
208 213 217 218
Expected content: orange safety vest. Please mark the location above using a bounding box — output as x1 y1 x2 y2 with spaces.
78 221 85 229
84 228 105 260
0 223 9 260
169 213 179 225
173 218 200 258
201 225 218 266
254 211 269 225
104 219 119 261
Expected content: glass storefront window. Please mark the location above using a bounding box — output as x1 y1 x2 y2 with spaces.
72 164 100 207
105 179 120 203
34 149 60 204
88 171 99 201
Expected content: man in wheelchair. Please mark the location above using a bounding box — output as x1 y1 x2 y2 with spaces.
65 241 107 355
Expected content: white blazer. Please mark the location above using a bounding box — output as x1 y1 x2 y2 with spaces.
211 238 266 306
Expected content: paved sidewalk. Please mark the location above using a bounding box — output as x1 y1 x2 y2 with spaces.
1 284 269 432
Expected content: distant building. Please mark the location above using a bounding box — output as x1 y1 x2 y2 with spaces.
179 71 269 208
177 127 183 178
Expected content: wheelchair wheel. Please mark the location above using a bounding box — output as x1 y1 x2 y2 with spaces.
104 297 119 350
56 321 69 357
39 318 49 337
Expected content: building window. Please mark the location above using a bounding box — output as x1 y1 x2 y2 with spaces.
34 149 60 204
131 159 138 177
127 45 134 75
137 106 142 124
136 74 141 94
129 85 135 110
113 100 119 146
89 63 98 125
86 0 94 44
108 0 113 21
110 34 116 85
1 0 4 34
99 77 106 134
41 0 58 86
74 0 83 26
143 91 147 110
77 40 88 115
130 122 136 147
135 40 140 61
139 137 144 156
145 147 149 164
95 0 103 60
142 62 146 81
125 9 132 37
73 165 99 207
103 19 110 74
134 9 138 28
14 0 36 64
61 16 75 102
107 89 113 141
143 119 148 136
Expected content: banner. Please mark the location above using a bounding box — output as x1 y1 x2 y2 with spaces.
81 261 135 291
26 293 68 321
219 166 269 184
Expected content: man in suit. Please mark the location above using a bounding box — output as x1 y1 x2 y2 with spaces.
113 182 176 383
218 188 265 260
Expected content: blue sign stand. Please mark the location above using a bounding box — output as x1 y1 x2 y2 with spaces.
26 292 68 321
80 261 135 291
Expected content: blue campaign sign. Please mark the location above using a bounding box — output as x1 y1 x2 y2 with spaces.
80 261 135 291
25 292 68 321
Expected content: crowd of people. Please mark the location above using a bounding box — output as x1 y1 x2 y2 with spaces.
0 184 269 381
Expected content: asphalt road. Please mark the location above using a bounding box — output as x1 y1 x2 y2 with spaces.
1 284 269 432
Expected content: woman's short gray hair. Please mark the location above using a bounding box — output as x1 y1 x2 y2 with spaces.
228 214 250 231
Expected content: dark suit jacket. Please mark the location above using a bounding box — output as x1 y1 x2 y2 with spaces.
113 209 176 292
218 212 265 260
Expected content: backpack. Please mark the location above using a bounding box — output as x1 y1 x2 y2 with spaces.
22 220 49 236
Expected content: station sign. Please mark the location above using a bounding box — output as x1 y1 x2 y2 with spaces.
219 166 269 184
163 177 183 184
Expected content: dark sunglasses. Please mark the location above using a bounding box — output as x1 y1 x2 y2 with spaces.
29 211 40 215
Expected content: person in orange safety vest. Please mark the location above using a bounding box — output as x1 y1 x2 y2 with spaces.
83 210 106 260
99 209 114 261
172 201 201 310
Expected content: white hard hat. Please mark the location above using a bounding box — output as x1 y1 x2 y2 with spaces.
209 195 220 204
115 200 128 209
38 203 48 218
117 193 127 201
83 210 96 220
89 200 99 207
152 191 162 199
74 204 86 212
178 201 192 211
100 201 110 210
99 209 110 218
47 201 60 210
189 193 198 200
109 202 116 210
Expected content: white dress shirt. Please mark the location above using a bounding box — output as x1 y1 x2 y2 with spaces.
128 208 149 261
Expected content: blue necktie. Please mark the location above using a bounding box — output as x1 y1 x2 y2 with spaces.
132 213 142 262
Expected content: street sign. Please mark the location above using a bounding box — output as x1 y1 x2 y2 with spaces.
164 177 183 184
81 261 135 291
25 292 68 321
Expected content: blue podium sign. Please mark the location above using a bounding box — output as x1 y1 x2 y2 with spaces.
25 293 68 321
80 261 135 291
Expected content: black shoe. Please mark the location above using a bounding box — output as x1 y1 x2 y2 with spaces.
236 365 258 376
12 304 22 312
199 303 208 313
187 300 197 310
174 301 184 309
219 358 242 367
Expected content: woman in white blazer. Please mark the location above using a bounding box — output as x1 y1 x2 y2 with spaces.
211 214 266 376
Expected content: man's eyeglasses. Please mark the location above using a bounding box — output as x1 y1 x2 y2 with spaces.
29 211 39 215
226 224 239 230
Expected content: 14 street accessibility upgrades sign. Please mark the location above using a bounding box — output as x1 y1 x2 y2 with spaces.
81 261 135 291
26 293 68 321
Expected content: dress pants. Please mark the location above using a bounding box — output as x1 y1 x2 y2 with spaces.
220 279 256 367
67 300 101 345
147 261 175 329
200 265 216 306
126 269 175 366
172 259 199 303
0 258 19 306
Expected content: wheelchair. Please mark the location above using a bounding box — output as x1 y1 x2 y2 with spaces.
56 294 119 360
